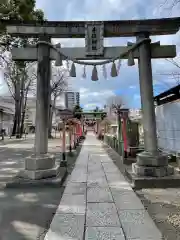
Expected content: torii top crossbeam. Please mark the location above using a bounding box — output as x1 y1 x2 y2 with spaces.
3 17 180 38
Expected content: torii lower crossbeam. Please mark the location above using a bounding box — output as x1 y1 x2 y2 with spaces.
11 45 176 61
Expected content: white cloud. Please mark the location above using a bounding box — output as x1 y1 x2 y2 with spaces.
80 89 115 109
51 38 85 48
84 103 100 109
129 85 136 89
64 0 142 21
80 87 89 94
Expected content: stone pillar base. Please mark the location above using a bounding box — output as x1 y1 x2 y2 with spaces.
176 155 180 168
132 151 174 177
132 163 174 177
19 154 60 180
136 151 169 166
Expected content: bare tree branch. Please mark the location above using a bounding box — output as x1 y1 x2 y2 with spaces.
166 58 180 69
156 56 180 86
31 63 69 99
50 65 68 98
106 95 125 111
159 0 180 11
24 62 37 96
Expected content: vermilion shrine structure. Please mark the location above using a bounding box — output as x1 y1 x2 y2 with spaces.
3 17 180 180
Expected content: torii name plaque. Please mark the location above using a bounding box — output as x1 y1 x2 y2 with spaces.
85 22 104 56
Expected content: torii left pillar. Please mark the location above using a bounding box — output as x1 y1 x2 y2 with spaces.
21 36 59 180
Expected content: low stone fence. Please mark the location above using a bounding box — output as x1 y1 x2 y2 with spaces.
104 134 124 157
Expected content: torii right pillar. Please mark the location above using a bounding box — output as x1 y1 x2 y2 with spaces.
132 33 174 177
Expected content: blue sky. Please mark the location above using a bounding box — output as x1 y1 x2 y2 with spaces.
0 0 180 110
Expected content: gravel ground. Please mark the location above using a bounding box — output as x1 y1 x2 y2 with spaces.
102 142 180 240
136 188 180 240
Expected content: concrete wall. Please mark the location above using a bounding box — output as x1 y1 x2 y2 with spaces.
0 112 14 135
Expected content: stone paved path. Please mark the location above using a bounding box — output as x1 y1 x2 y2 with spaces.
45 132 162 240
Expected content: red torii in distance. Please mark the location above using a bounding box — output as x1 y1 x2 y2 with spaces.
66 118 83 149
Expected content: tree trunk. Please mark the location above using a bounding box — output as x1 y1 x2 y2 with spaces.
48 107 53 138
48 96 56 138
20 110 25 136
13 77 21 138
12 113 17 136
20 86 28 137
16 99 21 138
16 75 25 138
12 98 19 136
20 94 27 137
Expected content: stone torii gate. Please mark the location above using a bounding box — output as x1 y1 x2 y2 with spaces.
4 17 180 180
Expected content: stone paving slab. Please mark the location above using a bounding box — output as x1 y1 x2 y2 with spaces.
85 227 125 240
87 187 113 203
87 182 109 189
88 167 103 173
112 190 145 210
88 173 106 181
118 209 162 239
102 162 119 172
88 170 105 176
100 156 113 162
86 202 121 227
69 170 87 177
69 171 87 182
87 178 109 188
106 173 132 192
105 172 126 183
88 161 102 167
88 162 103 168
63 182 86 195
44 213 85 240
57 194 86 214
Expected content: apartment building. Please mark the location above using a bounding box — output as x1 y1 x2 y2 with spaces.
64 91 80 110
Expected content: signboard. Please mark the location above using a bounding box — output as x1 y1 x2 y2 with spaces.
85 22 104 56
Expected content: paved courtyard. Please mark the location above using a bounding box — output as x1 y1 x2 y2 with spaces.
45 132 162 240
0 133 76 240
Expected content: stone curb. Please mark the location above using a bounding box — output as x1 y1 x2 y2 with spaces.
5 167 68 188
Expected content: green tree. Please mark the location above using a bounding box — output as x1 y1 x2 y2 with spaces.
0 0 44 22
73 105 83 120
101 112 107 120
0 0 45 49
93 106 104 118
0 0 45 138
93 106 99 118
